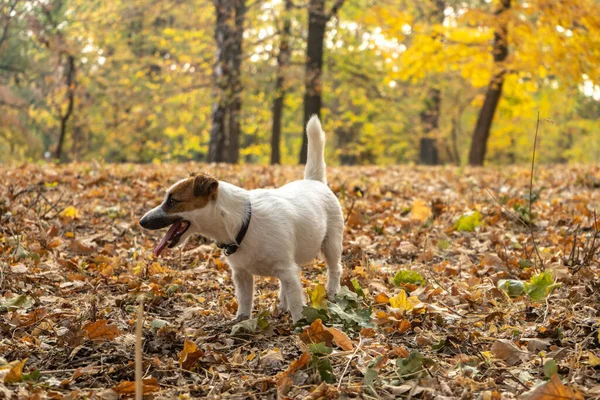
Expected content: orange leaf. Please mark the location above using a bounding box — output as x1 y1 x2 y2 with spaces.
374 292 389 304
83 320 122 342
523 373 583 400
178 339 204 370
327 327 354 351
299 319 334 346
360 327 376 338
112 377 160 395
3 358 27 383
398 319 412 333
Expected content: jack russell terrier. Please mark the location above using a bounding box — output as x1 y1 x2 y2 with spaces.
140 116 344 323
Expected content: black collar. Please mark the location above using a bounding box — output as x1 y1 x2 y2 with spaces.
217 200 251 256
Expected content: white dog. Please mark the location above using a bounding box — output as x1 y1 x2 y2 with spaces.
140 116 344 323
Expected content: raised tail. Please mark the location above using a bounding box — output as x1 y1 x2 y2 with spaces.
304 115 327 184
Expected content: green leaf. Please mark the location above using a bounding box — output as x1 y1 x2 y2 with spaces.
437 239 450 250
363 367 378 388
230 310 269 336
308 342 333 356
328 301 372 330
396 351 433 379
543 359 558 379
524 271 554 301
334 286 360 309
315 357 334 383
22 370 40 382
454 211 482 232
351 278 365 298
300 306 330 325
497 279 525 297
518 259 533 269
150 319 169 329
392 270 425 287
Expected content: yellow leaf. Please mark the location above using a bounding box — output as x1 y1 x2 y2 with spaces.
61 206 79 219
589 352 600 367
389 290 421 311
411 199 431 222
308 284 327 309
3 358 27 383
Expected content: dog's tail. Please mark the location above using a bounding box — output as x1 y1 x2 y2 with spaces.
304 115 327 184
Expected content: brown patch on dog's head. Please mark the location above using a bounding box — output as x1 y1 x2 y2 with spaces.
165 174 219 213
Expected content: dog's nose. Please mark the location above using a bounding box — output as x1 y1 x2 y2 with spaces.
139 215 150 229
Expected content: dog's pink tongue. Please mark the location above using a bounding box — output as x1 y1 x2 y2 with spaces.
153 222 181 258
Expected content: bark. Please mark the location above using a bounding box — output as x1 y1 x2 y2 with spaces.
418 0 444 165
208 0 245 164
299 0 344 164
468 0 511 166
270 0 292 165
55 55 75 161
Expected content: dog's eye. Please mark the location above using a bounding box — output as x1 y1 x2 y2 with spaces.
166 196 178 208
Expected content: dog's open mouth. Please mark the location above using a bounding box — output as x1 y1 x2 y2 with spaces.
153 220 190 257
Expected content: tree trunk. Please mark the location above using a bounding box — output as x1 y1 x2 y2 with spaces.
226 0 245 163
418 0 444 165
299 0 344 164
209 0 245 164
55 54 76 161
270 0 292 165
468 0 511 166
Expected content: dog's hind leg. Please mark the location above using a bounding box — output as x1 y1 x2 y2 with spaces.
232 268 254 322
279 266 304 323
277 280 289 311
322 224 343 301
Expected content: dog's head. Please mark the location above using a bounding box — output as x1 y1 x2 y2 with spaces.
139 173 218 257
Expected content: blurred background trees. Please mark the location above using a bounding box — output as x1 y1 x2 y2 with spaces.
1 0 599 165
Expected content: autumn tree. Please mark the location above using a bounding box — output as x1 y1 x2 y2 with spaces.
270 0 293 165
299 0 344 165
468 0 510 166
209 0 246 164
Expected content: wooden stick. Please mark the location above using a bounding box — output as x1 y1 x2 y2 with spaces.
136 300 143 400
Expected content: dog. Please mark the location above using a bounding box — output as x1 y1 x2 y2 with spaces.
139 116 344 323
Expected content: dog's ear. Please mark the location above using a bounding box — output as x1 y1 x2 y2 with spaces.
193 175 218 198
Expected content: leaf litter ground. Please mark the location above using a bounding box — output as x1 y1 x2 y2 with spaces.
0 163 599 399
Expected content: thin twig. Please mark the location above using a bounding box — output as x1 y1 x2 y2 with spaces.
337 337 362 389
528 111 544 271
135 300 143 400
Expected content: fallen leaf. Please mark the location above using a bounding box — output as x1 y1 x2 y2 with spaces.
491 339 528 366
411 199 432 222
327 327 353 350
308 284 327 309
299 319 334 346
112 377 160 395
522 373 583 399
83 320 122 342
276 352 311 396
389 290 421 311
589 352 600 367
3 358 27 383
374 292 389 304
178 339 203 370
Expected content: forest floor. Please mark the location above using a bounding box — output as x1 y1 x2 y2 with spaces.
0 163 599 399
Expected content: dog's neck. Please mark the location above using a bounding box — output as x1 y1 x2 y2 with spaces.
193 181 250 245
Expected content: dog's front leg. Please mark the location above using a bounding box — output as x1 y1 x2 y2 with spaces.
279 267 304 323
232 269 254 322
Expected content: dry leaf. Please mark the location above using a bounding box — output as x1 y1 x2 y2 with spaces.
389 290 421 311
83 320 122 342
112 377 160 395
276 352 311 396
411 199 432 222
374 292 389 304
299 319 334 346
522 373 583 399
327 327 353 351
178 339 204 370
491 339 528 366
3 358 27 383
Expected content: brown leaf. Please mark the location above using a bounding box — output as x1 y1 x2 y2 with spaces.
83 320 122 342
178 339 204 370
491 339 528 366
276 352 311 396
299 319 334 347
522 373 583 399
374 292 389 304
327 327 353 351
360 327 376 338
112 377 160 395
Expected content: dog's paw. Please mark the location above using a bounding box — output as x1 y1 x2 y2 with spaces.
232 314 250 323
326 285 340 301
